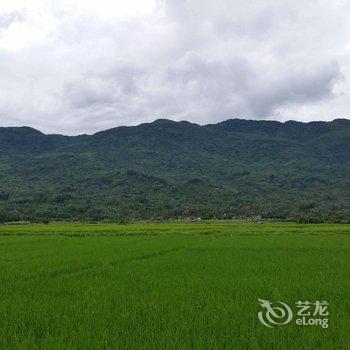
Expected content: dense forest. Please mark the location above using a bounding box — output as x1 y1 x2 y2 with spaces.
0 118 349 223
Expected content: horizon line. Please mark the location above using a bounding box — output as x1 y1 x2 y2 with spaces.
0 116 349 137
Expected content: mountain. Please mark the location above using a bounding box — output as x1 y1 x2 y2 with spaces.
0 126 83 155
0 118 349 223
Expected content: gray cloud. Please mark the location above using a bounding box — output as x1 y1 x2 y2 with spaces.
0 0 349 134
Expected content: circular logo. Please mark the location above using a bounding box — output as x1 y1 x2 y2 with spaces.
258 298 293 327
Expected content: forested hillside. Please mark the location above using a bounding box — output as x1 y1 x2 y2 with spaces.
0 118 349 222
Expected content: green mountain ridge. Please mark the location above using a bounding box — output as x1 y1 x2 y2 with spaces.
0 118 349 222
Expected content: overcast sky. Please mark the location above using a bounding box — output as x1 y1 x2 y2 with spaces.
0 0 350 134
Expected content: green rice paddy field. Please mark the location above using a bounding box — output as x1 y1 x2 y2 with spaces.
0 221 349 349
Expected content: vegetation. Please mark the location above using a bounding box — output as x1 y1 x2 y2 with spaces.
0 118 349 222
0 222 349 349
0 220 350 236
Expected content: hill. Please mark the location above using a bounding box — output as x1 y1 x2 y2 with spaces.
0 118 349 222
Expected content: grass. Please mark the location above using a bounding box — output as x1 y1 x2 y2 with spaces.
1 220 350 236
0 222 349 349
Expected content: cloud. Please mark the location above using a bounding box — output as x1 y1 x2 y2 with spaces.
0 10 25 28
0 0 349 134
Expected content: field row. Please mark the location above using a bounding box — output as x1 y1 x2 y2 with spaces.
0 221 350 236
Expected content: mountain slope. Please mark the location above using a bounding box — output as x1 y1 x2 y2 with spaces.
0 126 84 155
0 118 349 222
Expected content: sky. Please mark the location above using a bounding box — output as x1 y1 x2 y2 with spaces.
0 0 350 134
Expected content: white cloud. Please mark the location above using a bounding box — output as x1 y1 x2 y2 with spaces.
57 0 156 20
0 0 349 134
